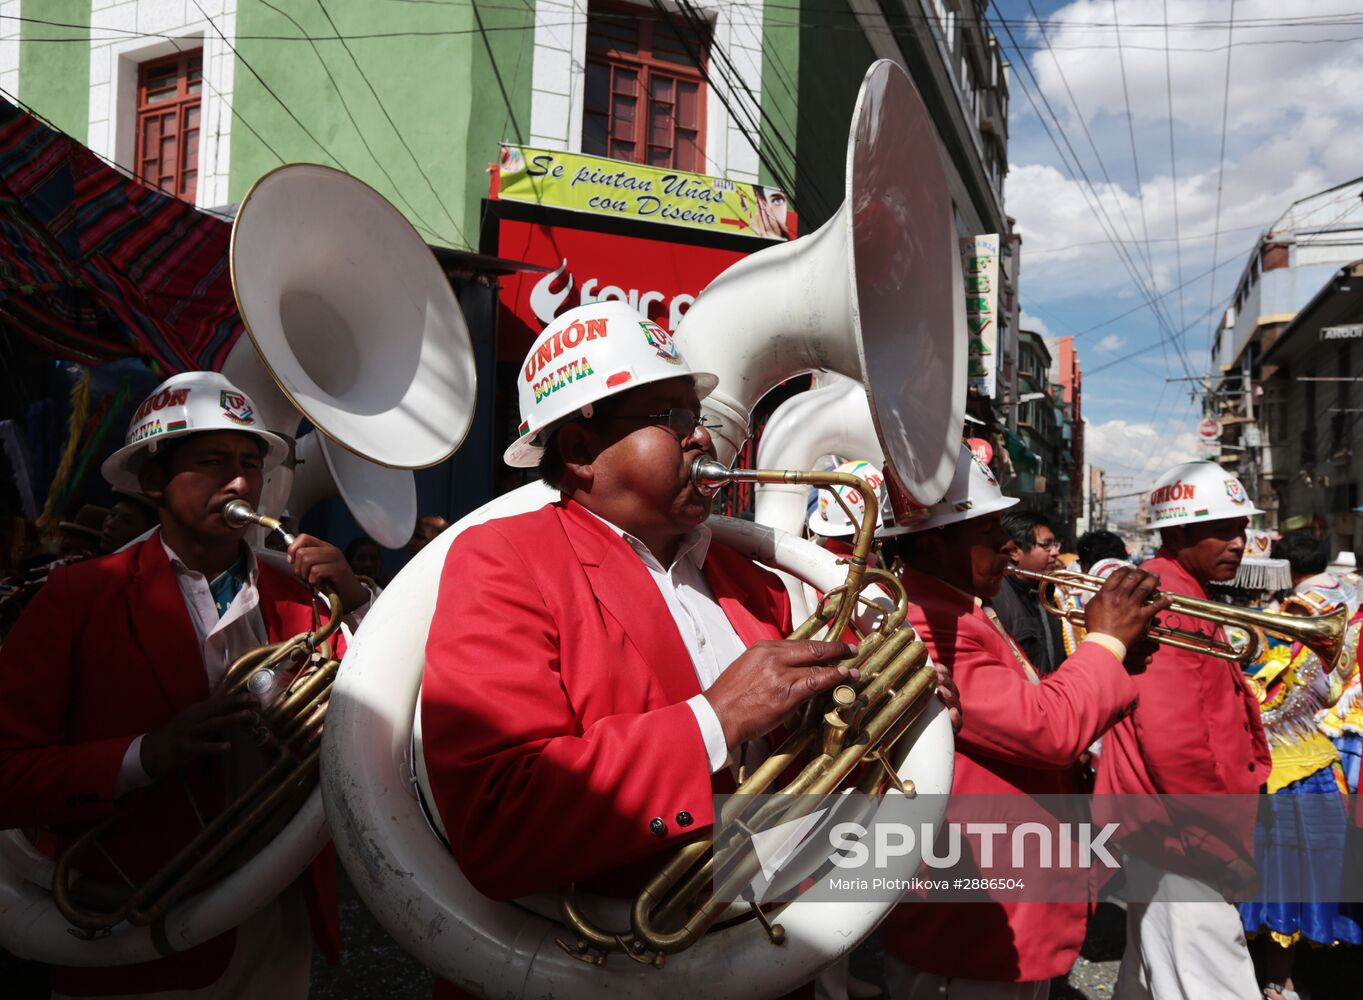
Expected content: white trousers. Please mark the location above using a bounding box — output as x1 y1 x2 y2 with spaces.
52 888 312 1000
884 956 1048 1000
1115 855 1260 1000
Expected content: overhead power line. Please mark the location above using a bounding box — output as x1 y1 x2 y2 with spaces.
9 11 1363 50
996 10 1197 386
1204 0 1238 352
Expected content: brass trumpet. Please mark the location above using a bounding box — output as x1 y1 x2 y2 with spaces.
1010 566 1350 670
52 501 342 933
556 459 938 968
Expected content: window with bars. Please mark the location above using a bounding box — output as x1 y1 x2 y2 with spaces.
135 50 203 203
583 4 707 172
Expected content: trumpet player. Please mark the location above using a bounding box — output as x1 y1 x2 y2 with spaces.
878 444 1169 1000
1096 462 1271 1000
419 303 959 998
0 372 373 999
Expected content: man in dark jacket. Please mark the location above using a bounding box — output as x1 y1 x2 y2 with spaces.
991 511 1067 674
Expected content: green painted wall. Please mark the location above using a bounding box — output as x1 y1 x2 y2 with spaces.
18 0 90 141
759 0 799 194
230 0 532 250
793 0 877 232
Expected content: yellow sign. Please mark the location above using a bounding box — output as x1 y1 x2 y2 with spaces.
497 145 791 241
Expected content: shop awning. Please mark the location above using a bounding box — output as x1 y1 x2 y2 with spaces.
1003 428 1040 472
0 99 241 372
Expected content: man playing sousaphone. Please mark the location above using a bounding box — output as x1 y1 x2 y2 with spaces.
419 301 960 998
0 372 373 998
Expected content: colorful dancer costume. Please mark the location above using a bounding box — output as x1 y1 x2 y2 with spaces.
1239 576 1363 949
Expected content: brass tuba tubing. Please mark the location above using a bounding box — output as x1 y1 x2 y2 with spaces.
690 459 878 642
627 641 937 956
1009 566 1350 671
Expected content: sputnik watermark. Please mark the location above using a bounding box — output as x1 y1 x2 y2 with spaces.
826 821 1120 869
711 792 1363 904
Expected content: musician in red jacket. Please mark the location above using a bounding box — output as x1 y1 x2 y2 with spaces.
0 372 372 999
878 444 1168 999
420 304 959 997
1096 462 1271 1000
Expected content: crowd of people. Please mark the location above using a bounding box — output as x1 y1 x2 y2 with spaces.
0 301 1359 1000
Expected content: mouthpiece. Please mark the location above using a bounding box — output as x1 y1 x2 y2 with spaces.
690 457 736 497
222 500 295 547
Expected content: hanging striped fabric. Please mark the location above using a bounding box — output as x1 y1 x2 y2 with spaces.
0 98 244 373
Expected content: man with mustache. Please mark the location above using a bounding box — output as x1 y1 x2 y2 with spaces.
878 444 1167 999
1097 462 1270 1000
419 302 958 998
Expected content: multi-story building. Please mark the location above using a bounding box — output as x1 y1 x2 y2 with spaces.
1256 260 1363 556
1 0 1017 517
1054 334 1083 529
1208 177 1363 522
1076 464 1106 536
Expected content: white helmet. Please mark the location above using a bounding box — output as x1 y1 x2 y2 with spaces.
807 459 888 538
1142 461 1264 530
887 443 1019 534
101 372 290 492
503 302 719 469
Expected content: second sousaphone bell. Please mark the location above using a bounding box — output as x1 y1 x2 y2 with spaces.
224 164 478 547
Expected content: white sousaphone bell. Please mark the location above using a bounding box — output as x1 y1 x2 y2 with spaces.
321 59 962 999
223 163 478 548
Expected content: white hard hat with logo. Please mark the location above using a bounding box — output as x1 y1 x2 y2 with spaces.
808 459 888 538
886 443 1020 534
1142 461 1264 530
101 371 290 492
503 301 719 469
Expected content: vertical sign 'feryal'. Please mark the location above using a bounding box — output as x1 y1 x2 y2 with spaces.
961 235 1000 398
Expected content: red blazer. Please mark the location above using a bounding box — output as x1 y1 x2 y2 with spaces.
1094 552 1271 878
421 498 792 901
881 566 1139 983
0 534 339 996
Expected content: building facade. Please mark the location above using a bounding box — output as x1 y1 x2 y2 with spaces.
1208 177 1363 524
1011 327 1081 536
1 0 1018 515
1257 261 1363 556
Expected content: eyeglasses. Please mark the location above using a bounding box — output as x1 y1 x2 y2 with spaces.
1036 538 1061 551
608 407 716 439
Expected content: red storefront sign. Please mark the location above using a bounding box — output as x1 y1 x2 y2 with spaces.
495 218 756 362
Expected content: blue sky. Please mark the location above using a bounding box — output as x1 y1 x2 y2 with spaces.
992 0 1363 516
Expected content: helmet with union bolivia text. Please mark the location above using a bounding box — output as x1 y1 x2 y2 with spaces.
503 301 719 469
1142 461 1263 530
808 459 890 538
885 442 1020 534
101 371 290 492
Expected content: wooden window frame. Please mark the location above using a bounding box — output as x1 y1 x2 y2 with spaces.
134 48 203 203
584 3 709 172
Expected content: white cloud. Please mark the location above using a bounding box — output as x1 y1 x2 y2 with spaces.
1008 0 1363 307
1019 309 1052 337
1095 333 1126 352
1087 418 1199 474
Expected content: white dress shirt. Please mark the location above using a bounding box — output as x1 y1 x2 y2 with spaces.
115 533 370 794
581 510 749 773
